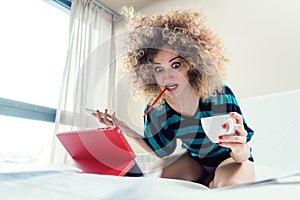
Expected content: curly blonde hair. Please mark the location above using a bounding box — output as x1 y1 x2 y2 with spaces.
121 8 229 104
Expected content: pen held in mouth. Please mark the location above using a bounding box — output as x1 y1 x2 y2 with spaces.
144 87 168 116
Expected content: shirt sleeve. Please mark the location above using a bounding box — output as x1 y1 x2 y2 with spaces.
142 106 177 158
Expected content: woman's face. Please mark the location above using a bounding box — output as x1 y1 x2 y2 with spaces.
152 48 190 97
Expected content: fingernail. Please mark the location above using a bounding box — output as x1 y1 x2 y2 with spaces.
230 113 234 116
218 136 223 139
218 142 222 145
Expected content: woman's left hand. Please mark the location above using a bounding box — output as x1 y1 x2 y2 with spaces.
218 112 250 162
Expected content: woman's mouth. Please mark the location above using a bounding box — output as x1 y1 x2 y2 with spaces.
165 84 178 91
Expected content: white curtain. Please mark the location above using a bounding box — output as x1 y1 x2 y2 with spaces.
50 0 116 164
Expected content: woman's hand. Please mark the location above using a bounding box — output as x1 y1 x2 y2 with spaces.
95 109 157 155
96 109 132 135
218 112 250 163
95 109 142 139
96 109 115 127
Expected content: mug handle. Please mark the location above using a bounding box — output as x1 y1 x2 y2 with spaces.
224 117 236 135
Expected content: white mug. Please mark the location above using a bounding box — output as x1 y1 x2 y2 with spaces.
201 114 237 143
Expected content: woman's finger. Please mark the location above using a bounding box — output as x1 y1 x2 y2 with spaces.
111 112 118 126
219 135 246 144
233 124 248 136
103 110 113 126
96 109 112 126
103 109 109 122
96 110 104 123
230 112 243 125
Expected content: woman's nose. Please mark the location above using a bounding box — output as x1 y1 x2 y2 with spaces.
164 68 176 78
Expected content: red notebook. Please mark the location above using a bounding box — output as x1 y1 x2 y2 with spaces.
56 126 136 176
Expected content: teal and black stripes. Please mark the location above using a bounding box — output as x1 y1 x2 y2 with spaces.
143 85 254 162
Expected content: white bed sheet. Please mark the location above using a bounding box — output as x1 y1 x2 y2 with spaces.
0 169 208 200
1 165 300 200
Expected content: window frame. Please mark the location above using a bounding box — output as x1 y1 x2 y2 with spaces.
44 0 71 13
0 97 56 123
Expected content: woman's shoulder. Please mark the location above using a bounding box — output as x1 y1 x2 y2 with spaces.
201 84 235 100
200 83 238 106
221 83 235 96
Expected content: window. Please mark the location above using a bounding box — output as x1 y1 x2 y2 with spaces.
0 0 70 169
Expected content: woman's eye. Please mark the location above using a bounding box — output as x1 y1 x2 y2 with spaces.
154 66 164 73
172 62 181 69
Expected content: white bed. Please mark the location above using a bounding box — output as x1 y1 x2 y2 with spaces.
1 166 300 200
1 89 300 199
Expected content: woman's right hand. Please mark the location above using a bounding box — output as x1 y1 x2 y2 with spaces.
96 109 138 138
96 109 115 127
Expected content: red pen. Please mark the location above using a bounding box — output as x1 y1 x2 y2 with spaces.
144 87 168 116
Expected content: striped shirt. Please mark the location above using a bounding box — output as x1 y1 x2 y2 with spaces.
143 85 254 166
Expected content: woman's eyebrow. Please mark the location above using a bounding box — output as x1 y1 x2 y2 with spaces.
168 55 182 63
152 56 182 65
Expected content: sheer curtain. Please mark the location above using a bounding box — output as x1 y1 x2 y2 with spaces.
50 0 116 164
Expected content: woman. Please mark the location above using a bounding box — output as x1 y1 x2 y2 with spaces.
97 9 255 188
